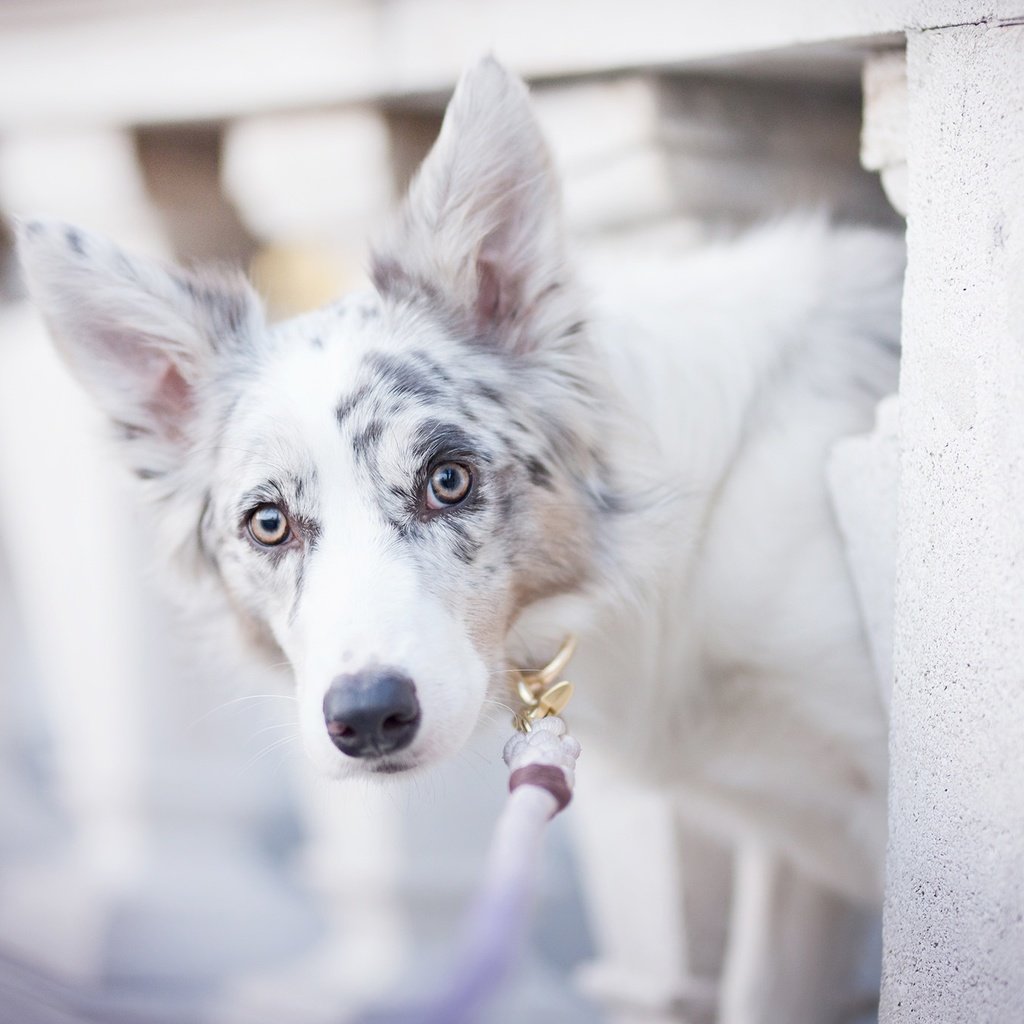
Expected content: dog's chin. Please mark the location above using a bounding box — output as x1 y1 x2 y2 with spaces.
331 753 440 783
307 749 422 781
367 757 418 776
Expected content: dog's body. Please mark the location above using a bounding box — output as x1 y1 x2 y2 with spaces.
521 222 899 904
18 58 902 1020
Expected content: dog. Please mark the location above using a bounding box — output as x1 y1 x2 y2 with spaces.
17 57 902 1022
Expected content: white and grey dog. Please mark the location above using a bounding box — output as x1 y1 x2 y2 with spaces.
18 58 901 1020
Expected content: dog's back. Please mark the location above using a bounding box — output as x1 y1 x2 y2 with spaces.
522 218 903 901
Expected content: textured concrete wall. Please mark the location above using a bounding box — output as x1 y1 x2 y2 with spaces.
882 21 1024 1023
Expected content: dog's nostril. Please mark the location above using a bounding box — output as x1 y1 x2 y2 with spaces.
323 669 421 759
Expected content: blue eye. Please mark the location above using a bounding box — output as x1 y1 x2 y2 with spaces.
248 504 291 546
426 463 472 508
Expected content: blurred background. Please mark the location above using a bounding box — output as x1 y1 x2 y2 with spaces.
0 2 903 1022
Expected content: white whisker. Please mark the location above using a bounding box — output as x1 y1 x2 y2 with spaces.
188 692 298 730
238 734 299 775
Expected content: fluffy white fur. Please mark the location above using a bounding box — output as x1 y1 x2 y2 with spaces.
17 56 903 1017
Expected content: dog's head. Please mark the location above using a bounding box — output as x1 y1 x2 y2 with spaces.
17 59 617 778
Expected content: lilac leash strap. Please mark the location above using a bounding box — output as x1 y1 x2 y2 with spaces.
359 717 581 1024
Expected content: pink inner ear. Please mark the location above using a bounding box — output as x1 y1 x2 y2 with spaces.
145 361 193 442
99 324 195 442
476 256 504 328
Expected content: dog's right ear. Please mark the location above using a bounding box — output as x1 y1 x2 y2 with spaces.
16 219 262 479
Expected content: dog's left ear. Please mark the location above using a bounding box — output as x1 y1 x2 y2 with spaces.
372 57 575 355
16 219 262 479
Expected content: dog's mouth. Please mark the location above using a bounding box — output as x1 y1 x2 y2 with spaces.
368 757 416 775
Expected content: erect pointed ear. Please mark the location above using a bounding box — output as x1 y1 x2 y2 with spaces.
371 57 576 355
16 218 262 477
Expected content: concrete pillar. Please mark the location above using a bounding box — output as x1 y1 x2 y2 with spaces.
881 21 1024 1022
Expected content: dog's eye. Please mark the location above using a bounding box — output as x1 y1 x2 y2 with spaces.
426 463 472 509
248 504 291 546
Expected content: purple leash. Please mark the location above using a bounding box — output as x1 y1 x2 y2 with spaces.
359 640 581 1024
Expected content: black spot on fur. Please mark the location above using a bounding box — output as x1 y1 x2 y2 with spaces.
353 420 384 461
371 256 448 312
524 456 554 490
168 272 251 337
66 228 85 256
454 400 480 425
113 419 154 441
437 518 482 564
133 467 163 481
407 350 456 388
337 384 370 426
212 293 247 335
475 380 505 407
495 433 525 465
115 252 141 284
170 272 197 299
311 335 324 350
451 536 481 564
365 351 443 403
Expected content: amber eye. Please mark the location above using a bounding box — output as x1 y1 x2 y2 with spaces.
426 462 472 509
248 504 291 546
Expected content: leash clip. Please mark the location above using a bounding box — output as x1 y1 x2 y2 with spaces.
511 635 577 732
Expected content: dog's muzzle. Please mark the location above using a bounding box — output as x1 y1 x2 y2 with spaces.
322 668 421 758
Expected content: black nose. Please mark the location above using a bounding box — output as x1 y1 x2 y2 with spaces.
323 669 421 758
